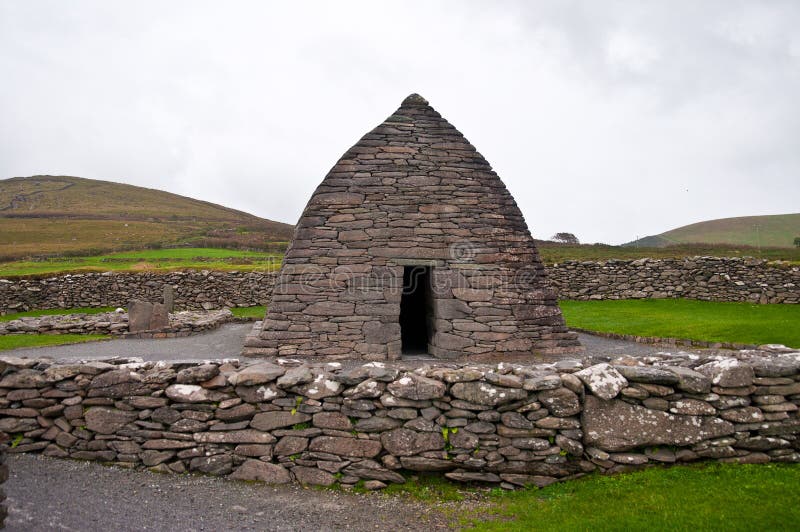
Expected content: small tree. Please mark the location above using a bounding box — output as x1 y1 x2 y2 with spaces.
794 236 800 248
551 232 580 245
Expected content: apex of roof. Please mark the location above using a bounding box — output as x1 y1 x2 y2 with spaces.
401 93 429 106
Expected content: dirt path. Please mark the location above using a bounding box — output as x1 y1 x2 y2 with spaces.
3 454 457 531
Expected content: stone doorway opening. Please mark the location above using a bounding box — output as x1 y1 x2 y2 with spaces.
400 265 432 355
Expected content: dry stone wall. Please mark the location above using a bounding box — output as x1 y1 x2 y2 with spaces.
1 349 798 490
0 309 233 338
0 431 7 527
0 271 276 314
0 257 796 317
549 257 799 303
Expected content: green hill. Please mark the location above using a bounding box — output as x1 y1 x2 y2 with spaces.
624 213 800 249
0 175 294 259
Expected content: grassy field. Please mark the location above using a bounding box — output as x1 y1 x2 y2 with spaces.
0 333 110 351
463 463 800 531
2 244 798 277
0 248 284 277
230 306 267 319
537 241 800 264
560 299 800 347
0 175 294 259
626 212 800 248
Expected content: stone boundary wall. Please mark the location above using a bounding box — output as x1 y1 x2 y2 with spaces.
0 271 277 314
0 310 234 338
0 432 7 527
1 257 797 315
1 350 798 490
548 257 799 303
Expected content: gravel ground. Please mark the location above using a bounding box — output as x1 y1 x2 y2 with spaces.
2 323 252 361
574 332 692 357
2 323 705 364
3 454 456 531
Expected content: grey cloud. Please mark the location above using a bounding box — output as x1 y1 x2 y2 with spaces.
1 0 797 244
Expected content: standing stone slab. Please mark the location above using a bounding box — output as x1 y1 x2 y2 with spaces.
163 285 175 313
128 300 153 333
150 303 169 330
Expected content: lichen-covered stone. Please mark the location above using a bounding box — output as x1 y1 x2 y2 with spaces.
380 428 445 456
538 388 581 417
165 384 211 403
696 360 755 388
228 363 285 386
575 364 627 400
387 374 446 401
583 396 735 452
450 382 528 406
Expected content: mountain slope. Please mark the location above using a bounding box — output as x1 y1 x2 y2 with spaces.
624 213 800 248
0 175 294 258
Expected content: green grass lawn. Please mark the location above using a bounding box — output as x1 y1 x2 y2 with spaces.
537 242 800 265
0 247 284 277
560 299 800 347
0 333 110 351
3 243 798 278
230 306 266 319
465 463 800 531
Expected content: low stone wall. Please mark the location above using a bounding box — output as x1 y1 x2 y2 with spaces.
1 257 797 315
0 309 234 338
548 257 799 303
0 431 7 527
0 271 276 314
1 349 798 490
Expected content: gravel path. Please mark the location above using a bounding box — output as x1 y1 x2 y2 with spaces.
3 454 456 531
2 324 706 363
575 332 691 357
2 323 252 361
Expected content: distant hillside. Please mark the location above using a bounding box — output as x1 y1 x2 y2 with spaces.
0 175 294 259
624 213 800 249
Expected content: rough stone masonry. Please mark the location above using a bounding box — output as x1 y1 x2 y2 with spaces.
246 94 580 359
1 347 798 491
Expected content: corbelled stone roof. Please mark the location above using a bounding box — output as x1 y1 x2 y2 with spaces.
249 94 580 359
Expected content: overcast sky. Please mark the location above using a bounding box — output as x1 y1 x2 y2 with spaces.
1 1 798 244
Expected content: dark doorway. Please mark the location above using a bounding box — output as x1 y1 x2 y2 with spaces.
400 266 431 354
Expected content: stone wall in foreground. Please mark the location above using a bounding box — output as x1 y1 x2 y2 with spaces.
0 271 276 314
0 431 7 527
1 257 797 315
548 257 799 303
1 350 798 490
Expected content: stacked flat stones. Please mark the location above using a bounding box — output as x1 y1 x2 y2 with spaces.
548 257 800 304
0 431 7 527
250 94 579 359
1 348 798 490
0 309 233 338
0 270 275 314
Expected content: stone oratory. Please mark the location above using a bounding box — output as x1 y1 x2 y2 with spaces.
245 94 581 360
